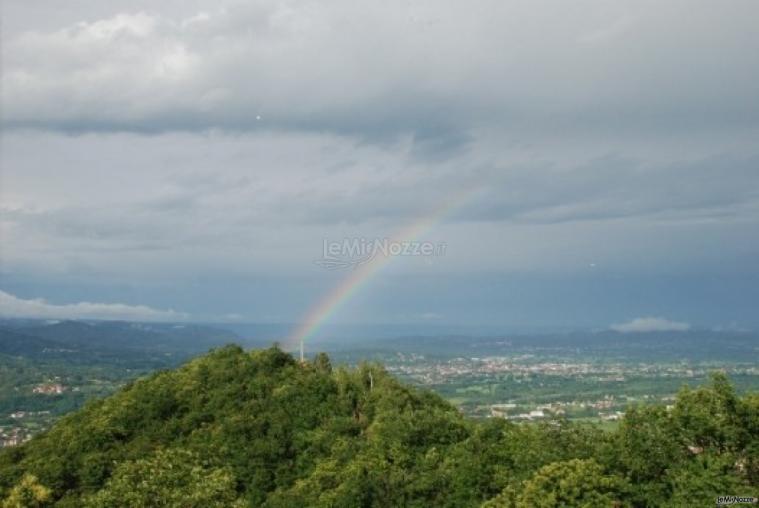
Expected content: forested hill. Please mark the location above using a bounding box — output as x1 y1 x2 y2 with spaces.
1 346 757 507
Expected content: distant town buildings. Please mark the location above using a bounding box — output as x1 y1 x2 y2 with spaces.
33 383 65 394
0 428 29 448
488 399 624 422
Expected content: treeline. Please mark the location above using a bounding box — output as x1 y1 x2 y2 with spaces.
1 345 757 507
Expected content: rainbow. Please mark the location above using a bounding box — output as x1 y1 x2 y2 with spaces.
286 187 480 351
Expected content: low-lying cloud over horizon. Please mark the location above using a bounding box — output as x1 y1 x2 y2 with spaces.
611 317 691 333
1 1 758 329
0 290 188 322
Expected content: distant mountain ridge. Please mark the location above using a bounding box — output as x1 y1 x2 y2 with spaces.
339 329 759 361
0 328 68 357
0 319 243 357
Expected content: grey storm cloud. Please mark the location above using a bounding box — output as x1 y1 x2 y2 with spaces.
1 1 759 326
3 137 757 257
2 0 758 140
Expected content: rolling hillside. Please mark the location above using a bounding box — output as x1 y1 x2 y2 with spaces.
1 345 757 507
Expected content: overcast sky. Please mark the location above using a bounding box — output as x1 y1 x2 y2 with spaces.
1 0 758 332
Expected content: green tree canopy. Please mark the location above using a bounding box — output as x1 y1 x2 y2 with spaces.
83 448 243 508
2 474 52 508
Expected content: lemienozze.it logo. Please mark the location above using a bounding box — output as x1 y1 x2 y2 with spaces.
316 237 446 270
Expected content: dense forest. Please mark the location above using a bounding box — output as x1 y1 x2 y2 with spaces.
1 345 757 507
